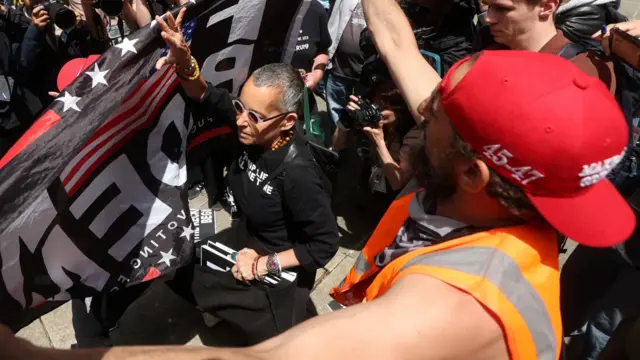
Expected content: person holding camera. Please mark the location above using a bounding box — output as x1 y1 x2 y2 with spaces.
338 82 423 222
15 0 77 104
344 92 422 195
14 0 108 104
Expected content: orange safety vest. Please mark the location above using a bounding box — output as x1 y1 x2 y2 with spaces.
330 192 562 360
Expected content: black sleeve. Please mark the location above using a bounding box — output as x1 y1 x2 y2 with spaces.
555 5 607 44
187 82 237 130
316 1 331 54
0 6 30 44
16 24 45 80
283 163 339 271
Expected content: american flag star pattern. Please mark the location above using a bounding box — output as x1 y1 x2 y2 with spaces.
0 0 307 331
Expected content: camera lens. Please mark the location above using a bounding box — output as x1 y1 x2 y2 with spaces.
47 1 76 30
99 0 124 17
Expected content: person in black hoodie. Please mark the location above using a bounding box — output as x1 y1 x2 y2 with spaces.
156 9 340 345
0 1 31 44
0 31 43 156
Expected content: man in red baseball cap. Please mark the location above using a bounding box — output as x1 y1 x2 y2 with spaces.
0 2 634 360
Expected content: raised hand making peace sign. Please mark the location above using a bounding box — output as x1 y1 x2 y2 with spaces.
155 8 192 71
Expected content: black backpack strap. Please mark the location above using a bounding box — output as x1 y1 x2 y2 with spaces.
274 140 335 197
258 144 297 195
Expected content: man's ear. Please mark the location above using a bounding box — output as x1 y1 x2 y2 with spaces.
280 113 297 131
456 158 491 194
540 0 559 18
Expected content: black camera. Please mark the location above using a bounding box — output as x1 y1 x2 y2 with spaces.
342 97 382 129
41 0 76 30
92 0 123 17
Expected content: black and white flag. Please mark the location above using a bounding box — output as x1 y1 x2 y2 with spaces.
0 0 308 328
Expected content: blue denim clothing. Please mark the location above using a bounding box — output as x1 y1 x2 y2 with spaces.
325 69 356 131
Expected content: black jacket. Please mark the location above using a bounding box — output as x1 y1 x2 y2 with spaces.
190 83 340 275
0 4 30 44
0 31 44 156
556 3 628 44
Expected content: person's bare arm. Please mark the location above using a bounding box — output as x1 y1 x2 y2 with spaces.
81 0 108 42
373 137 412 191
121 0 140 32
305 53 329 89
251 274 508 360
7 274 507 360
155 10 207 100
361 0 441 123
134 0 153 27
0 326 260 360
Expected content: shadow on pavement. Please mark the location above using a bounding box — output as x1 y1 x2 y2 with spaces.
109 282 207 346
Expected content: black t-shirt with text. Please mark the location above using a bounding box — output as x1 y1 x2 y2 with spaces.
190 84 340 276
290 0 331 72
331 1 366 79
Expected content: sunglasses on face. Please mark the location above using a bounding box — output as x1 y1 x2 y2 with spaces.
232 99 291 124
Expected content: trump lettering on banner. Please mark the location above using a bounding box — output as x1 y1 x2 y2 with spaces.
0 0 309 330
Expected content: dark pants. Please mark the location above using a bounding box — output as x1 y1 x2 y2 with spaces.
562 246 640 360
71 283 153 347
191 221 313 345
562 203 640 360
192 264 311 345
187 136 235 206
71 266 196 348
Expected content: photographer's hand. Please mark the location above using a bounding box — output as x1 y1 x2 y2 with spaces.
380 109 397 125
345 95 361 112
592 20 640 55
363 122 385 144
305 69 323 89
66 6 82 26
31 6 50 31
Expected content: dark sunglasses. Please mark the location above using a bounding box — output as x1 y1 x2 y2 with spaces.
232 98 291 124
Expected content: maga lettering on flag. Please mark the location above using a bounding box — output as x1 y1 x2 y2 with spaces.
0 0 308 328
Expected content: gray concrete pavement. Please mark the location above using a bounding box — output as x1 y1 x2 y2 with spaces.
15 191 370 347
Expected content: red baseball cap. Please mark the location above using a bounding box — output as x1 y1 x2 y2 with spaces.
440 50 635 247
57 55 101 91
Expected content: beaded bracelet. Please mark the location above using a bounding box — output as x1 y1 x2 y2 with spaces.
253 257 264 282
175 56 200 81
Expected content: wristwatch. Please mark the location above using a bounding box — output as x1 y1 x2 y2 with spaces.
266 253 281 276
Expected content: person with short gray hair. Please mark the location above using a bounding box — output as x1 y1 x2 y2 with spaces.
154 9 340 345
251 63 306 116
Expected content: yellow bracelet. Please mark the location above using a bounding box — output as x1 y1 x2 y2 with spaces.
175 56 200 81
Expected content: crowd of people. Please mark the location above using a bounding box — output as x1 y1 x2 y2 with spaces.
2 0 640 358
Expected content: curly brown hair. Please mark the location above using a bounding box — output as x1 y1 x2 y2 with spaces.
450 133 546 220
